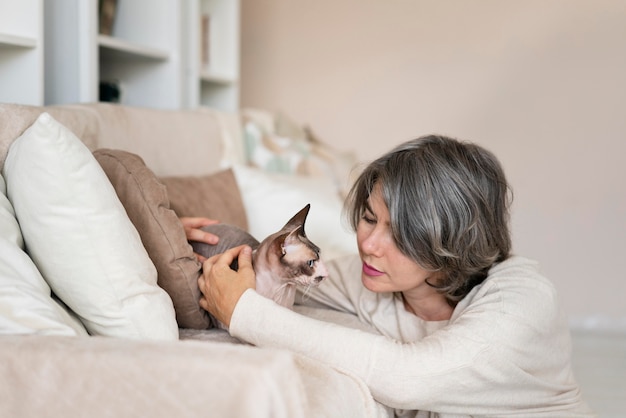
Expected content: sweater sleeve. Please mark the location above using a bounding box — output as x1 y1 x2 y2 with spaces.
230 257 590 415
231 289 493 412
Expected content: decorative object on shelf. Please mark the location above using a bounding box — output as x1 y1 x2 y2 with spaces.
99 80 121 103
98 0 118 36
200 13 211 70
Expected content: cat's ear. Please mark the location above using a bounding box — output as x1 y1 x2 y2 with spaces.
279 204 310 254
282 204 311 234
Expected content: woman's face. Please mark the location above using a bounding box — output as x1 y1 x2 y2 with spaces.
356 184 437 295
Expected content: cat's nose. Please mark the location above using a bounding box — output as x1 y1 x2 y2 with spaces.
314 276 326 284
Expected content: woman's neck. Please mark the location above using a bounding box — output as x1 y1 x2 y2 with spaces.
401 291 453 321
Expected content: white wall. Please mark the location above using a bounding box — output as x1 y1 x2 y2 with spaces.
240 0 626 327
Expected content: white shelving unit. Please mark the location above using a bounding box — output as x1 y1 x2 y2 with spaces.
44 0 184 109
0 0 44 106
183 0 240 111
39 0 239 111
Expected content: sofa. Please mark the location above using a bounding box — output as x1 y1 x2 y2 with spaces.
0 102 388 417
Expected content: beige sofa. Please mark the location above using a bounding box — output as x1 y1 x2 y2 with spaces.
0 103 384 417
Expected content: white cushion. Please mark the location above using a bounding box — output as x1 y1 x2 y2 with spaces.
2 113 178 340
232 164 358 261
0 173 87 336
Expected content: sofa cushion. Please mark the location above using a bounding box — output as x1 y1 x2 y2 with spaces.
0 102 237 178
241 108 359 199
82 103 226 178
0 173 88 336
2 113 178 340
160 170 248 231
94 149 212 329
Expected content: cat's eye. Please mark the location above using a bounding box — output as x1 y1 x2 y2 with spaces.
307 260 315 268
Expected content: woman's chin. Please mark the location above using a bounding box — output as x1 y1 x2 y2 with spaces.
361 273 384 293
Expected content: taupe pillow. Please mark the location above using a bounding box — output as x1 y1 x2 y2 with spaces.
160 171 248 230
94 149 210 329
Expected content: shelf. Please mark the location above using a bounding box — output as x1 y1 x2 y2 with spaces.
185 0 240 110
0 0 43 105
200 70 237 85
0 33 37 49
98 35 170 61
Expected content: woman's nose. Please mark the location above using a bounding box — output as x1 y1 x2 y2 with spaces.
361 228 384 256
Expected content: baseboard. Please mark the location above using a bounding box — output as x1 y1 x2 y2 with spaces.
569 314 626 334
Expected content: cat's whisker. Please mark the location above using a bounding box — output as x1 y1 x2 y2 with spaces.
300 283 314 301
272 282 292 300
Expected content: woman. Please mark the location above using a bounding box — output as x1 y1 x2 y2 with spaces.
188 135 593 417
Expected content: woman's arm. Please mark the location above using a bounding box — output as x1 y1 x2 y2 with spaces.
198 247 486 411
230 289 485 412
230 288 588 415
199 253 587 415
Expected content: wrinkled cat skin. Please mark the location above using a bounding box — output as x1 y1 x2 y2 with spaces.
191 204 328 328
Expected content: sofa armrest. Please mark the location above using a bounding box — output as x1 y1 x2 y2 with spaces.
0 334 385 417
0 335 307 417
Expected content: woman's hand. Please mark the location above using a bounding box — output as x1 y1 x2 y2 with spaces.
198 245 256 328
180 217 220 262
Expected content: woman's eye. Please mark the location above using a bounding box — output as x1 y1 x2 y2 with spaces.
362 215 376 224
308 260 315 268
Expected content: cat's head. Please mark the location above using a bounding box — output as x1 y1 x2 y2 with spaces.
256 204 328 287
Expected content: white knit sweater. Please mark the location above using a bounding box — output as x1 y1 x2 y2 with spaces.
230 255 595 417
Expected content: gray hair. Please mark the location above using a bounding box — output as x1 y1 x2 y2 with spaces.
345 135 512 305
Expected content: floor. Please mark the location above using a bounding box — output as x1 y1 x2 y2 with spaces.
571 329 626 417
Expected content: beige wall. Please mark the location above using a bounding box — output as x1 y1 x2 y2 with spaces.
241 0 626 326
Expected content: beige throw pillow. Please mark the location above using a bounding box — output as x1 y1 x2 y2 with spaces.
160 171 248 230
94 149 211 329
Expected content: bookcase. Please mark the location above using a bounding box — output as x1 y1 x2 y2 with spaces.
0 0 44 106
0 0 239 111
184 0 240 111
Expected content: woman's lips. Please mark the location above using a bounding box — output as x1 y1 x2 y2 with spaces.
362 262 384 277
